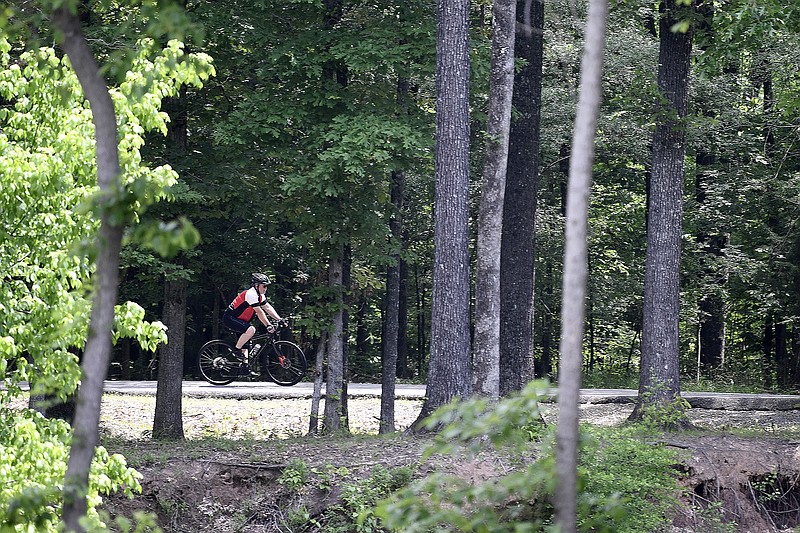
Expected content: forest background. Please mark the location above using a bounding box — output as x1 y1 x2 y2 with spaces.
105 0 800 393
3 0 800 420
1 0 800 529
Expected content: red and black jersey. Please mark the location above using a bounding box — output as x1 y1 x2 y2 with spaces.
226 287 266 321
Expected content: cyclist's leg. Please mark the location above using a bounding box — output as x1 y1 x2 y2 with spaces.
223 313 254 355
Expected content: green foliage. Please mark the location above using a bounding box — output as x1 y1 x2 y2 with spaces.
692 501 736 533
0 27 212 532
419 380 552 456
278 458 311 492
277 457 414 533
579 427 680 533
637 384 692 431
0 407 142 531
0 35 212 399
339 466 413 533
311 465 414 533
376 382 680 533
95 510 163 533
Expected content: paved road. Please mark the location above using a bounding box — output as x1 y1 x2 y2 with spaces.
103 381 800 411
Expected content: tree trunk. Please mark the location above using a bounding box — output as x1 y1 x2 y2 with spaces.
212 286 221 341
152 74 189 441
473 0 517 399
499 0 545 396
397 256 411 378
764 314 774 388
308 332 327 435
323 254 348 434
341 245 352 426
775 321 789 389
554 0 608 529
355 292 369 360
394 73 411 383
380 169 404 433
414 263 427 376
52 8 125 531
631 0 694 425
695 3 727 371
698 288 725 370
152 278 186 440
411 0 472 429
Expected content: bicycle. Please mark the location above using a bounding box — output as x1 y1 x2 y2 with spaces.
197 322 307 386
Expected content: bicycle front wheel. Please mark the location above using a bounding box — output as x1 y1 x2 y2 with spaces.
264 341 307 386
198 340 240 385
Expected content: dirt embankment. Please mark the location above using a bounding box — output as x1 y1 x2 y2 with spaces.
100 396 800 533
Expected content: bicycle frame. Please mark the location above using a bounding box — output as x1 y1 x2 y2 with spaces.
242 331 279 370
198 324 307 386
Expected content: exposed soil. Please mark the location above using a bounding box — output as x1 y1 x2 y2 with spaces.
99 395 800 533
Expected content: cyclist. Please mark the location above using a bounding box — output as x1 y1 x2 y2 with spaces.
223 273 285 368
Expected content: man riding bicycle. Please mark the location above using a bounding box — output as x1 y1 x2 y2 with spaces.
223 273 285 367
197 274 306 386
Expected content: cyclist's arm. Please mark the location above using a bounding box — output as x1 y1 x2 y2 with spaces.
260 302 282 322
254 304 282 329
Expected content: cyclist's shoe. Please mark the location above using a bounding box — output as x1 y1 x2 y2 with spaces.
232 348 247 362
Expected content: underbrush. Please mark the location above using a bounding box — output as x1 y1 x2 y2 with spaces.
18 387 798 532
279 461 414 533
377 381 682 533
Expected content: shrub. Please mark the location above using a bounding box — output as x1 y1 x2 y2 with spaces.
0 407 142 531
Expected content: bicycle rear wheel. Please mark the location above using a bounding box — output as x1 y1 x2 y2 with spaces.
198 340 241 385
264 341 307 386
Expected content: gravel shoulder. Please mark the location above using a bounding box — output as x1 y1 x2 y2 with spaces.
99 393 800 441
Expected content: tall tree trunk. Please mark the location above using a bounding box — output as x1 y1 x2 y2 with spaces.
696 157 727 374
152 279 186 440
473 0 517 399
631 0 694 425
554 0 608 529
152 78 189 441
341 245 351 426
411 0 472 429
52 9 125 531
381 168 404 433
323 254 348 434
499 0 545 396
697 277 726 370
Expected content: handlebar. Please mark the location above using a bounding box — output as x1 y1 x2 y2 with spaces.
263 318 290 333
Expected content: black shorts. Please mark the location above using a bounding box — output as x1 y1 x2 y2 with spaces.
223 311 251 333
